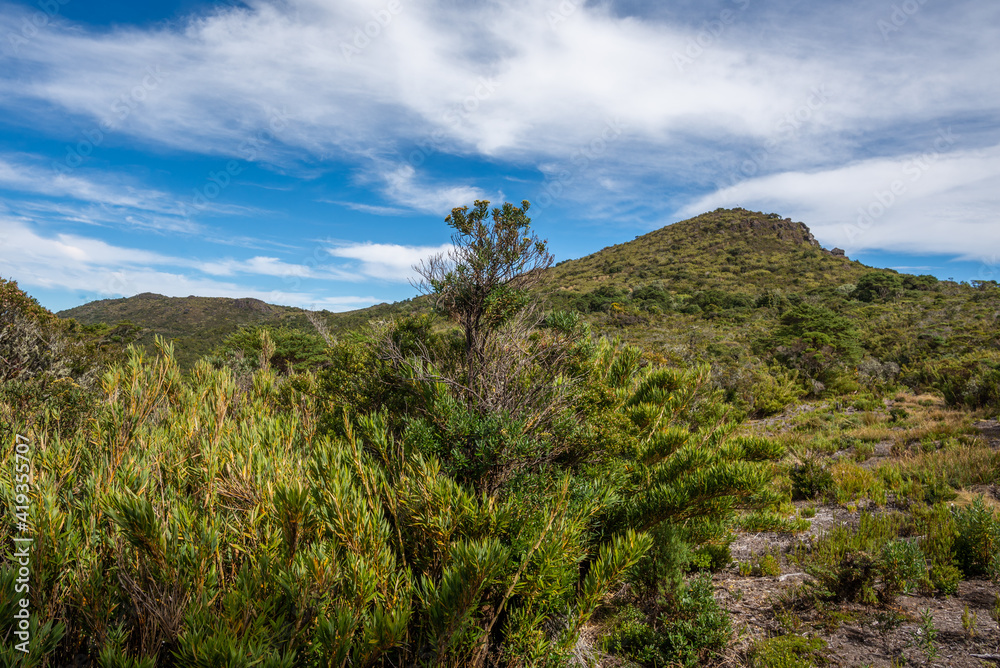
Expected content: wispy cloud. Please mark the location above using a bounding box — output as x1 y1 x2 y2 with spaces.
677 142 1000 258
4 0 994 176
379 165 484 214
0 154 179 214
1 0 999 305
0 218 380 310
322 200 411 217
327 241 454 281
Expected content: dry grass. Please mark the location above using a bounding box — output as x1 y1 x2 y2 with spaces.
845 424 895 443
830 460 887 505
887 443 1000 491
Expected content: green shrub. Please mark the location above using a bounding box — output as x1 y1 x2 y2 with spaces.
927 561 963 595
852 272 903 303
209 325 330 374
797 512 919 604
751 367 803 416
605 575 731 668
911 502 962 595
807 551 880 604
878 539 925 602
752 634 827 668
603 606 665 666
627 522 695 598
790 460 834 501
953 496 1000 577
758 553 782 577
763 304 863 391
658 574 732 667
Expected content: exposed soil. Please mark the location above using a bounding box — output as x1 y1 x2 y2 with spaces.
715 504 1000 667
709 414 1000 667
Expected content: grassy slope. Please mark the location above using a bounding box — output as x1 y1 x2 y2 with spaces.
58 293 424 368
54 207 999 378
542 207 872 298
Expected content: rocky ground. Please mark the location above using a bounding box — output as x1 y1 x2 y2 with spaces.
710 414 1000 667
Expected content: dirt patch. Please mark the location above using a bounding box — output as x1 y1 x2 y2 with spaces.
975 419 1000 448
716 521 1000 667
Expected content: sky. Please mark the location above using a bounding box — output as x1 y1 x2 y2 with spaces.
1 0 999 313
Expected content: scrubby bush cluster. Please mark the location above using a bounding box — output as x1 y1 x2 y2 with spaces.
792 497 1000 609
1 204 787 666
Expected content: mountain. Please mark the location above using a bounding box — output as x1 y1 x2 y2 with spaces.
53 208 994 389
57 292 422 369
542 207 871 301
51 208 901 369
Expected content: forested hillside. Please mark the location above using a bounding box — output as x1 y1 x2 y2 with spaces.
2 204 999 667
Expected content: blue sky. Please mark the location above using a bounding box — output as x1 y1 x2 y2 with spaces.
1 0 998 313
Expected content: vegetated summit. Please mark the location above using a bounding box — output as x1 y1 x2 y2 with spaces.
57 292 423 369
542 207 870 301
56 207 915 368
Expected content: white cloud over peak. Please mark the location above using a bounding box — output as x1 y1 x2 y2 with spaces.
677 142 1000 259
1 0 999 288
4 0 997 172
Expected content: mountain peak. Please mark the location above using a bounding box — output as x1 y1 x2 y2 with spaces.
543 208 868 300
658 208 820 248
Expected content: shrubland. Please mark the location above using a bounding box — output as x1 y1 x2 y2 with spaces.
2 203 784 666
2 205 998 666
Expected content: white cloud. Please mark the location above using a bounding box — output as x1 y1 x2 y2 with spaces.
327 241 454 281
5 0 996 172
323 200 411 216
1 0 999 262
196 255 357 281
0 218 379 310
379 165 484 214
0 154 179 214
676 142 1000 259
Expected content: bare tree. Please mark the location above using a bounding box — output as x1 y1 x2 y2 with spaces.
412 199 553 387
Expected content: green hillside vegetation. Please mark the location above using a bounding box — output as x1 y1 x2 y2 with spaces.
539 208 1000 417
2 203 787 666
57 208 999 421
3 203 999 666
58 294 423 369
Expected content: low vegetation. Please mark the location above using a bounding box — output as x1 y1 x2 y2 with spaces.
3 205 999 666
